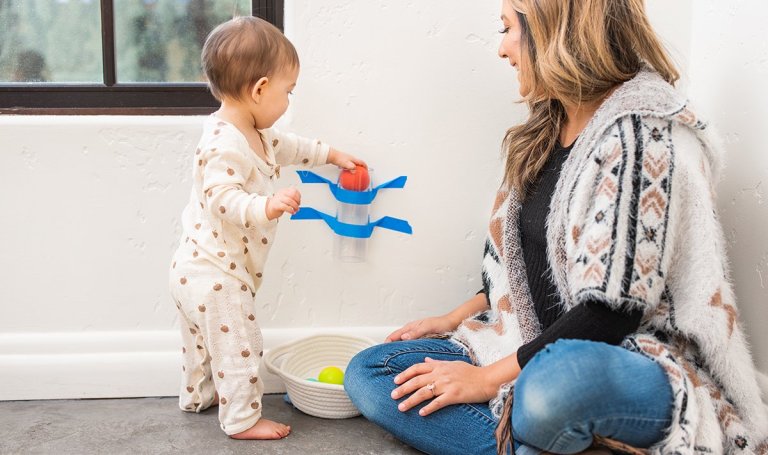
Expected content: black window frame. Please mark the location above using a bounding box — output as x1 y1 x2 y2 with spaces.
0 0 283 115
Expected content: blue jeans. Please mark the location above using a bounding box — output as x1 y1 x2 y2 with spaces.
344 338 673 455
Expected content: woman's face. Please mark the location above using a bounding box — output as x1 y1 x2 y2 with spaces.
498 1 530 97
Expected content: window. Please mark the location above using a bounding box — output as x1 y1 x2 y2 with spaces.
0 0 284 114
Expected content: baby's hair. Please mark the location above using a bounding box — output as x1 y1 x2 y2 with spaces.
202 16 299 101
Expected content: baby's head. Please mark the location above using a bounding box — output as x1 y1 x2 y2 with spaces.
202 16 299 126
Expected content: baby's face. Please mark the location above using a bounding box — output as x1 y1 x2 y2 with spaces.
254 65 298 129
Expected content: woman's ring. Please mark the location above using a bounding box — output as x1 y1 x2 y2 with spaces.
426 382 436 397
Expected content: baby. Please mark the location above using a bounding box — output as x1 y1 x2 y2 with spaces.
169 16 364 439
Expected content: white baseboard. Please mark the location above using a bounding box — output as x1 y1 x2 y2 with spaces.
0 327 396 401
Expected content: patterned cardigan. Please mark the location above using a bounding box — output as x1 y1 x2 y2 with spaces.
451 68 768 454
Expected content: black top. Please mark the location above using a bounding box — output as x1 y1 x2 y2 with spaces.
482 141 643 368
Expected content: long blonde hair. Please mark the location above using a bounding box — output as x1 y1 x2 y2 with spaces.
503 0 679 195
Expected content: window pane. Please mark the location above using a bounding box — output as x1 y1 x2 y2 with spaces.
114 0 250 83
0 0 103 83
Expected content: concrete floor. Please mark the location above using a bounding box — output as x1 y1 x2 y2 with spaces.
0 395 421 455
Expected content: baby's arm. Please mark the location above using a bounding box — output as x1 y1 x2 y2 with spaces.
264 128 365 170
264 128 329 168
201 146 282 226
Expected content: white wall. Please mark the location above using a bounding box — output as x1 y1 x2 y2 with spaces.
0 0 765 400
687 0 768 372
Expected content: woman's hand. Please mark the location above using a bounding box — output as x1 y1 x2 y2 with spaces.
390 353 521 416
327 148 366 170
390 358 502 416
385 315 458 342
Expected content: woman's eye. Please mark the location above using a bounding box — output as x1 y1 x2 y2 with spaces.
499 26 510 34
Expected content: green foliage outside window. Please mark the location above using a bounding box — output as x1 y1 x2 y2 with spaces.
0 0 250 84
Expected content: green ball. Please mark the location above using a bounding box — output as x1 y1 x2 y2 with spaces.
318 366 345 385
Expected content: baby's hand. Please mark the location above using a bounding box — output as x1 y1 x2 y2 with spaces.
327 147 366 171
266 187 301 220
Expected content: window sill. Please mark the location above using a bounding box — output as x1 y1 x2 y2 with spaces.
0 107 217 116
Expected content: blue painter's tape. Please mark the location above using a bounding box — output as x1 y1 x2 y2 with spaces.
295 170 407 205
291 207 413 238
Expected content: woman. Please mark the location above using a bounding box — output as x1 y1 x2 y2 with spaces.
344 1 768 454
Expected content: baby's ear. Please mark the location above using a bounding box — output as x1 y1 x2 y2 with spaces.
250 77 269 101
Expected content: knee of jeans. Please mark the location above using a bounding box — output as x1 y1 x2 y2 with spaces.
344 346 389 409
512 370 563 433
512 341 594 431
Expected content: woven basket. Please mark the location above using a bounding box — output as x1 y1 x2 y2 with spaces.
264 334 376 419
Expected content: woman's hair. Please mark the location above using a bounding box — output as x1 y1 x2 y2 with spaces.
502 0 679 195
202 16 299 101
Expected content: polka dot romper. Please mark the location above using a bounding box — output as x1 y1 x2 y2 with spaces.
169 115 329 435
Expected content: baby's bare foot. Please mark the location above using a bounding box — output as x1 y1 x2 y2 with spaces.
230 419 291 440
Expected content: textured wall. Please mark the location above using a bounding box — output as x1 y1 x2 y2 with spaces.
0 0 765 399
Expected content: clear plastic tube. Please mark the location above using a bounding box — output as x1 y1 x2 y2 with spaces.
333 169 372 263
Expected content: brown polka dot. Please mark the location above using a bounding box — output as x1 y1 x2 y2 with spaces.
198 304 206 312
242 236 249 243
245 266 249 274
191 239 197 245
193 402 200 407
182 347 186 353
218 371 225 379
180 277 187 285
213 283 223 291
192 250 198 258
186 386 194 393
196 148 201 155
189 328 196 335
219 206 226 214
251 292 255 297
226 168 234 176
256 272 263 278
245 221 250 228
198 159 203 166
172 261 176 268
261 237 268 244
249 376 258 384
241 349 251 357
272 139 279 147
241 284 248 291
214 129 220 135
220 397 227 405
194 223 201 230
200 202 204 209
244 247 249 255
259 351 264 357
302 158 309 164
229 262 236 270
220 324 229 333
207 189 213 197
194 323 199 329
217 251 225 258
248 314 255 321
250 401 260 410
182 365 185 371
212 230 218 238
196 345 203 350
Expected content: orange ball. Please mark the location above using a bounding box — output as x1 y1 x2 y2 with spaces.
339 165 370 192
